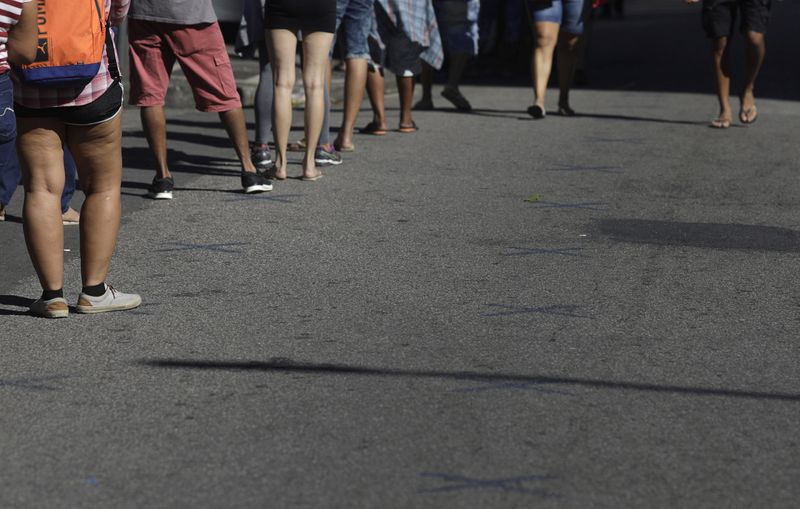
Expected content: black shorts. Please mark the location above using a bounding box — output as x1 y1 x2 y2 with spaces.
265 0 336 33
702 0 771 38
14 80 123 126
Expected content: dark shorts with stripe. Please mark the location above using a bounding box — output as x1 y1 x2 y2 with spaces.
702 0 771 38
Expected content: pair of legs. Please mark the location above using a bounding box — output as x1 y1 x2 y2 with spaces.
17 114 123 292
531 21 581 115
140 106 258 180
417 52 471 111
267 29 334 180
710 30 765 127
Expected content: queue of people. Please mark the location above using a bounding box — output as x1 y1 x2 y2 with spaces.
0 0 773 318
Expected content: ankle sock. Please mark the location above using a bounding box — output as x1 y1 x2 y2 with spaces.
41 289 64 301
82 282 106 297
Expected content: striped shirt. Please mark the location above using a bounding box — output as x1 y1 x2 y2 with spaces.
0 0 29 74
13 0 130 108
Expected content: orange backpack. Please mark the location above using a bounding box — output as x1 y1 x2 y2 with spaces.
15 0 118 88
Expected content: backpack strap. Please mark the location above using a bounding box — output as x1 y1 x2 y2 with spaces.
92 0 120 81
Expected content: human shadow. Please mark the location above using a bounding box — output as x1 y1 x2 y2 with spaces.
597 219 800 252
0 295 34 316
138 358 800 403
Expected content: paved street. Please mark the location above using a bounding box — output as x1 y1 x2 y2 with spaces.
1 1 799 507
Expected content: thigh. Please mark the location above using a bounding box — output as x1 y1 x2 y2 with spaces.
740 0 771 34
16 117 67 192
66 114 122 194
268 28 299 82
128 19 175 107
302 31 335 81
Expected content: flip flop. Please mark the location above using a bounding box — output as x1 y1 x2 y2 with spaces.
398 122 418 133
527 105 546 119
740 105 758 124
359 121 388 136
301 173 324 182
334 141 355 152
710 118 731 129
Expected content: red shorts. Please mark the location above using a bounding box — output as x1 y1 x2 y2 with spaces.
128 19 241 112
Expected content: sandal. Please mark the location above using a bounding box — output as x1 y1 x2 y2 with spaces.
740 105 758 124
359 121 388 136
398 122 418 133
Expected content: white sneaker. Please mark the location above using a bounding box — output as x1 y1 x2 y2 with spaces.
29 297 69 318
76 285 142 314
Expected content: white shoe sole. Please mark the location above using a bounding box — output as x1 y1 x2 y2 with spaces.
315 158 343 166
148 191 173 200
244 184 273 193
76 295 142 314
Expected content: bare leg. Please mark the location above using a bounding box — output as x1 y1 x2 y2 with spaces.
67 114 123 286
334 58 368 151
140 106 170 179
17 118 66 292
218 108 257 173
366 67 387 129
397 75 415 128
531 21 559 110
416 62 434 109
740 30 765 123
711 36 732 126
556 31 581 114
301 31 335 179
267 28 298 180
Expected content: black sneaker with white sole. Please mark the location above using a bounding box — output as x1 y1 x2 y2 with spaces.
314 146 343 166
241 171 273 193
251 144 273 168
147 177 174 200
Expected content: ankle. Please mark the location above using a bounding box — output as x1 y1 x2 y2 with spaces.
81 282 106 297
41 288 64 301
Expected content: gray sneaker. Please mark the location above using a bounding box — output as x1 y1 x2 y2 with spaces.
76 285 142 314
314 146 343 166
29 297 69 318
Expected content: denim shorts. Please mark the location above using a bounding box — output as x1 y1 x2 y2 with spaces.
335 0 374 59
0 72 19 207
528 0 587 34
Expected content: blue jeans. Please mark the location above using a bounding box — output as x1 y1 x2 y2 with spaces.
0 73 77 213
335 0 374 59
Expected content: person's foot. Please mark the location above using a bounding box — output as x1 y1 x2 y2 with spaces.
29 296 69 318
441 87 472 111
147 176 174 200
557 103 576 117
268 164 289 181
333 137 355 152
0 203 6 222
359 121 388 135
710 116 732 129
241 170 273 193
76 285 141 314
527 104 546 119
61 207 80 225
315 145 343 166
413 97 434 111
250 143 273 169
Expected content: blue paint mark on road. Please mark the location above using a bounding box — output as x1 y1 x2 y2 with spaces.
546 164 623 174
0 375 71 391
81 477 99 486
485 303 589 318
502 246 585 257
418 472 558 497
528 201 608 211
157 242 249 254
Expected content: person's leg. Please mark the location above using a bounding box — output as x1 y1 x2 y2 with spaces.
61 147 80 223
17 118 67 293
301 30 335 180
416 62 435 110
140 106 171 178
334 57 368 150
740 29 765 123
711 35 732 126
66 115 123 287
556 31 580 114
531 22 560 113
254 41 274 146
366 65 387 130
267 28 299 180
218 108 258 173
397 74 416 128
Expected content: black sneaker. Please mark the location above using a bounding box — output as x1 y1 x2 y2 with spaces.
147 177 174 200
315 146 343 166
241 171 273 193
251 143 273 169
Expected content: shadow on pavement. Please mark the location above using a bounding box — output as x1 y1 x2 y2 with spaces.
597 219 800 252
138 358 800 403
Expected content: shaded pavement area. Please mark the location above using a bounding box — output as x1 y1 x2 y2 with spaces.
1 1 799 507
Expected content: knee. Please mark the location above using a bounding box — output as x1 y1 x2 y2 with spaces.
745 31 764 46
273 73 295 92
536 33 557 49
303 76 325 93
